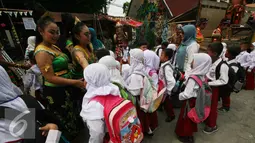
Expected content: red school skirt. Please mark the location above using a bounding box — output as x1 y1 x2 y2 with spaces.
245 69 255 90
175 98 197 137
135 97 158 133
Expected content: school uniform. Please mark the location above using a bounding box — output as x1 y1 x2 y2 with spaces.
243 49 255 90
159 61 176 118
143 50 160 130
175 79 198 137
126 73 158 133
220 59 239 109
175 53 212 140
144 49 160 88
125 49 158 134
206 58 229 128
81 64 120 143
237 51 250 66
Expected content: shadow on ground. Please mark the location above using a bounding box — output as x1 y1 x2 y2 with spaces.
73 90 255 143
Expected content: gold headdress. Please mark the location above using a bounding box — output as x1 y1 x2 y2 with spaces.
115 21 123 27
74 16 81 25
41 11 52 18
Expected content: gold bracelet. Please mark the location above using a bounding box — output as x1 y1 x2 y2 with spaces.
15 64 21 68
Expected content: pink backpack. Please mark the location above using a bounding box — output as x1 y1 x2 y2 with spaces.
134 71 166 113
148 70 165 93
91 95 144 143
186 75 212 123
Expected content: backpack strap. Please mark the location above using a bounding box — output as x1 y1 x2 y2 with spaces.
189 75 203 87
156 47 161 56
215 60 226 80
229 62 237 67
91 95 124 108
90 96 107 107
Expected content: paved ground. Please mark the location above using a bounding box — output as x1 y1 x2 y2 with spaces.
74 90 255 143
143 90 255 143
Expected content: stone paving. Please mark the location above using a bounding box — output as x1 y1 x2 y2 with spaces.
143 90 255 143
74 90 255 143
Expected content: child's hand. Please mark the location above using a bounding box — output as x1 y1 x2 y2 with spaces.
39 123 58 136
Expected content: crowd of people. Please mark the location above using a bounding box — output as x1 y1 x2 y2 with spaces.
0 13 255 143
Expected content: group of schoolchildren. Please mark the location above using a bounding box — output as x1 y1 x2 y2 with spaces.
21 33 255 143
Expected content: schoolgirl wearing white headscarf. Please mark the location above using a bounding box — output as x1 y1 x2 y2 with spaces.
175 53 212 142
80 63 120 143
99 56 125 87
144 50 160 88
125 49 158 135
125 49 145 95
0 66 29 143
184 53 212 80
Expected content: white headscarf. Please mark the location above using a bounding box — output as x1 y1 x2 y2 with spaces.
109 50 115 58
144 50 160 74
185 53 212 79
99 56 125 87
124 49 145 91
126 49 145 79
25 36 36 59
80 63 120 120
0 66 29 143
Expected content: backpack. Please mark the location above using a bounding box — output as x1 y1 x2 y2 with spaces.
162 63 185 93
229 62 246 93
216 61 240 93
112 82 136 104
134 72 166 113
148 70 165 93
186 75 212 123
91 95 144 143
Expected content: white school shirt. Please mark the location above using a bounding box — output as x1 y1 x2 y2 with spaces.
179 77 200 100
247 50 255 71
236 51 249 66
184 42 200 72
206 58 229 86
227 59 239 73
159 61 176 95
